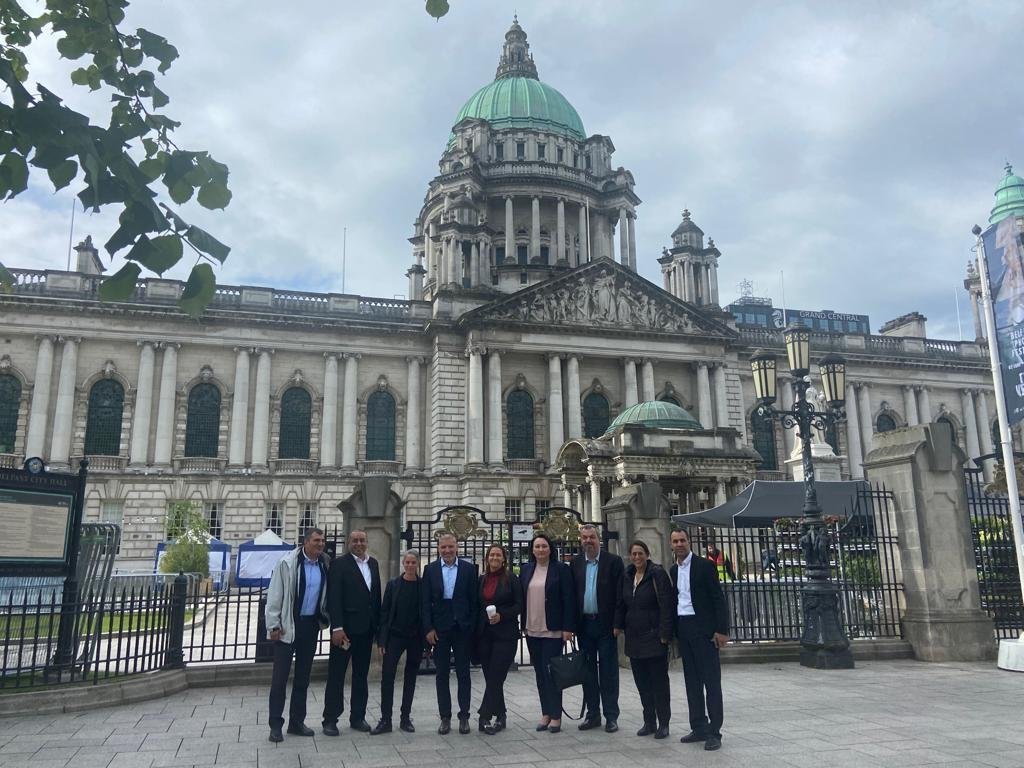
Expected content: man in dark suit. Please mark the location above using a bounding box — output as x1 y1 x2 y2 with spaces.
421 532 478 735
669 529 729 752
571 523 624 733
322 530 382 736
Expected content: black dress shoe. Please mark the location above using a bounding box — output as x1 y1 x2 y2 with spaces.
604 720 618 733
578 717 602 731
458 716 471 735
680 730 706 743
322 722 339 737
705 735 722 751
268 726 283 743
286 723 314 736
482 722 498 736
548 722 561 734
350 720 371 733
438 718 451 735
636 724 656 737
536 722 550 732
493 716 506 732
479 718 491 733
400 718 415 733
654 726 669 740
370 719 392 735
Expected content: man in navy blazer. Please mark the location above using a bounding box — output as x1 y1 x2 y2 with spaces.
421 532 478 735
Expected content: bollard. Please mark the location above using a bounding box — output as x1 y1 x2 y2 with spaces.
163 572 188 670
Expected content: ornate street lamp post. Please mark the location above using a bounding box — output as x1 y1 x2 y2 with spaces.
749 327 855 669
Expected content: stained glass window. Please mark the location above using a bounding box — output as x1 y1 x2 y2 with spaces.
751 410 778 471
278 387 311 459
506 389 534 459
0 374 21 453
84 379 125 456
185 383 220 458
366 390 396 461
583 392 610 438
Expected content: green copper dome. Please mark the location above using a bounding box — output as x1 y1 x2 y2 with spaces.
605 400 703 436
454 76 586 141
990 162 1024 224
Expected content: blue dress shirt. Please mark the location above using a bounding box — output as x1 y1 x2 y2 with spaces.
441 558 458 599
300 556 321 616
583 555 599 615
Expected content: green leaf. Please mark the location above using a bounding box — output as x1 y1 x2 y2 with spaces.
0 152 29 198
197 180 231 210
136 29 179 73
185 224 230 263
127 233 182 275
55 34 87 60
425 0 450 18
168 178 193 204
179 262 216 317
98 262 141 302
138 157 163 182
70 67 90 86
47 159 77 190
150 85 169 109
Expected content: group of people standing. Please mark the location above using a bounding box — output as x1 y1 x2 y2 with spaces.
265 524 729 751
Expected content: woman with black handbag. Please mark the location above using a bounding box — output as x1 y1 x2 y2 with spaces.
520 533 576 733
614 540 674 740
476 544 523 735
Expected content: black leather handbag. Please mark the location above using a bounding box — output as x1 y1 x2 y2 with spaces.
547 639 587 720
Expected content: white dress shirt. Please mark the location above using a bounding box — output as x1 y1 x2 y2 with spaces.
354 553 372 590
676 552 695 616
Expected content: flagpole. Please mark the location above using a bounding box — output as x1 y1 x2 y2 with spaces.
973 224 1024 656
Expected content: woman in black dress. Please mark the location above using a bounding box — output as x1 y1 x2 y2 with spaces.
477 544 524 734
614 540 674 739
372 550 423 734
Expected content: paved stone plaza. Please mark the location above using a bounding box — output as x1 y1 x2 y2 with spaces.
1 660 1023 768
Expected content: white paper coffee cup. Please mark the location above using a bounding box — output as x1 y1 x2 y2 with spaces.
486 605 497 618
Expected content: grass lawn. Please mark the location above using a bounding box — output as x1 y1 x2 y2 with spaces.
0 610 195 640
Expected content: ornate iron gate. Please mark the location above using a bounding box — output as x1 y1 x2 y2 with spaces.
965 460 1024 639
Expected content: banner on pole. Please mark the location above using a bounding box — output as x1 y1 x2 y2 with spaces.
984 216 1024 427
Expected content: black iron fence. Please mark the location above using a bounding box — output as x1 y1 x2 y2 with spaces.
678 485 904 642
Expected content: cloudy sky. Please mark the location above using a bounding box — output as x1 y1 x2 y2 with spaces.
3 0 1023 339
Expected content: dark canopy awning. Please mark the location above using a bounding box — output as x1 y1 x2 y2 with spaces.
671 480 869 529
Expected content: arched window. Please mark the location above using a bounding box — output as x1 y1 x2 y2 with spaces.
366 390 396 461
185 383 221 458
751 410 777 471
506 390 534 459
278 387 311 459
583 392 610 438
84 379 125 456
876 413 897 433
937 415 958 447
0 374 21 453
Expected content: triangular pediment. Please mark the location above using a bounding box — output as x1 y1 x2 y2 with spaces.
460 259 735 339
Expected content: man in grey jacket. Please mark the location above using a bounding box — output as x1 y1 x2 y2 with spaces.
266 527 329 742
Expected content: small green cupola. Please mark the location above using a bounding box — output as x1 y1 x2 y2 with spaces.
989 162 1024 224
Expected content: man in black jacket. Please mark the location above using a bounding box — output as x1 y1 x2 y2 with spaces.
322 530 382 736
571 524 624 733
421 532 478 735
669 529 729 752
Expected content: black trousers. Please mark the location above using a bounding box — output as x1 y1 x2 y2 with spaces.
434 626 472 719
268 615 319 729
677 616 723 737
380 632 422 721
579 616 620 721
630 651 671 728
477 630 518 720
526 635 564 719
322 630 373 725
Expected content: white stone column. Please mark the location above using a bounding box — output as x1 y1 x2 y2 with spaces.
153 343 178 465
641 359 655 402
623 358 638 407
451 238 462 286
618 209 628 265
427 221 437 285
479 240 490 286
470 241 480 287
627 213 637 271
487 350 503 467
25 335 55 459
844 383 864 479
49 337 79 465
857 382 874 458
467 345 484 467
505 197 515 263
251 349 272 467
405 356 422 470
228 347 251 466
566 355 582 438
547 354 564 465
129 341 156 466
975 389 995 481
556 198 566 265
961 388 980 461
780 376 796 457
902 385 919 427
531 196 541 262
716 480 727 506
701 264 712 305
970 291 984 340
710 261 720 304
341 353 359 469
321 353 338 468
696 362 713 428
578 203 588 264
590 478 601 522
712 363 728 429
917 386 932 424
682 263 693 302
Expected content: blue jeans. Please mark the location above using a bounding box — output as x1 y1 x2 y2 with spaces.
579 616 620 721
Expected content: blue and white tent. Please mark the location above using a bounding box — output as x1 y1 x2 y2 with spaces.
235 530 293 587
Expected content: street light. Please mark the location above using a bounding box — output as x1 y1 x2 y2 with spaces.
749 336 855 669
